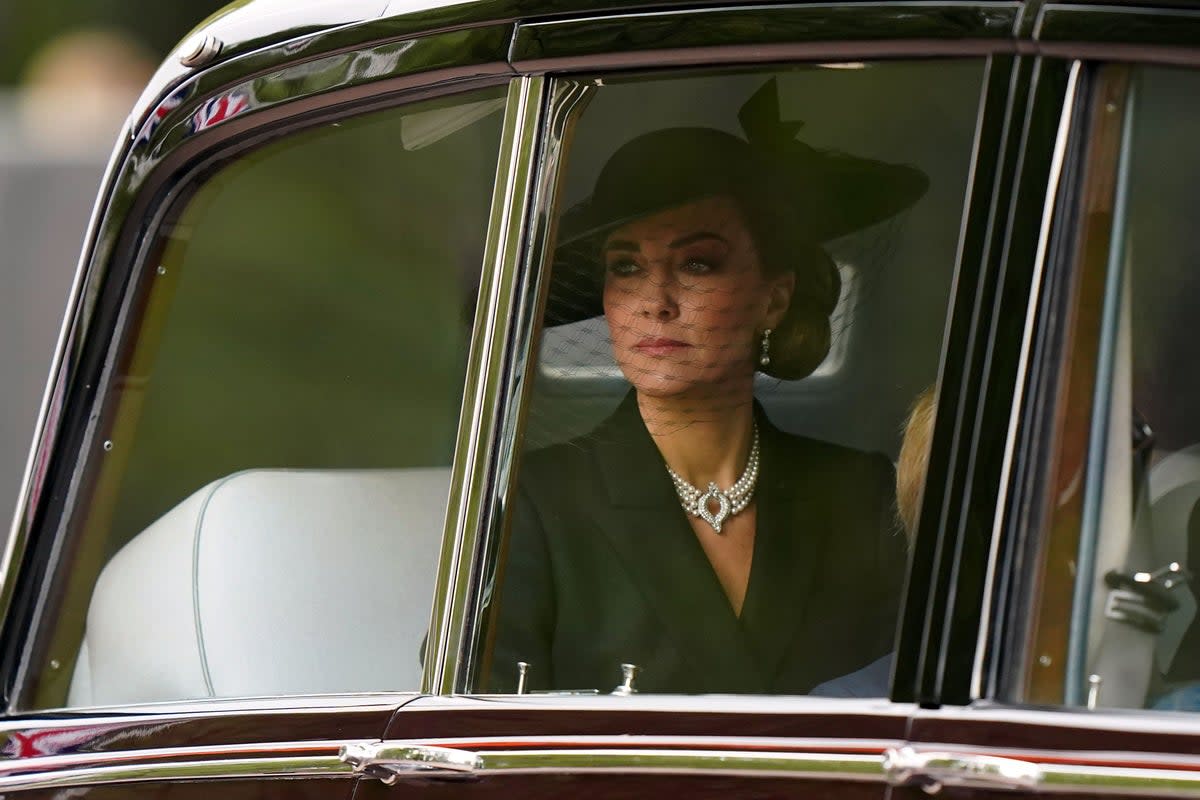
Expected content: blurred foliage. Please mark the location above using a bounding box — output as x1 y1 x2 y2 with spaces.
0 0 229 85
103 86 506 547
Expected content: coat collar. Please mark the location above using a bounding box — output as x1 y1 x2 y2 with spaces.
588 392 831 691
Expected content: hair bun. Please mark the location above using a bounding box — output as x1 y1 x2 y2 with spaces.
762 248 840 381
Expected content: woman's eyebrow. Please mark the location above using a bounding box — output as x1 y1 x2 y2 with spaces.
602 231 728 253
669 231 728 248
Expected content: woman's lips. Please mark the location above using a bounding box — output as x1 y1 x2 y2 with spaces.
634 337 690 356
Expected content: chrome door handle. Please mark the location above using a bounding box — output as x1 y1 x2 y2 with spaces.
883 746 1042 793
340 742 481 784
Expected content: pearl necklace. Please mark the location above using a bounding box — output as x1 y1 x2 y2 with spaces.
665 424 760 534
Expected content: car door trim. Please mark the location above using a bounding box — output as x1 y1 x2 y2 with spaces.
0 745 357 792
342 734 897 783
4 731 1198 793
970 59 1081 700
423 74 548 695
886 744 1200 795
511 2 1022 72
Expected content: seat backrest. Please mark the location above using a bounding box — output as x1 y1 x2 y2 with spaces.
68 467 450 707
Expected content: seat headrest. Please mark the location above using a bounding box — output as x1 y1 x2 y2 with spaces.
69 467 450 706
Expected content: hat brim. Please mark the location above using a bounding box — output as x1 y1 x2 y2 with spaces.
543 82 929 327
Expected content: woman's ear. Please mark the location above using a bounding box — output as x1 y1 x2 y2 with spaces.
764 270 795 329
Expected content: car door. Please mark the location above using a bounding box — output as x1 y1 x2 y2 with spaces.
0 10 519 796
337 4 1036 797
897 5 1200 797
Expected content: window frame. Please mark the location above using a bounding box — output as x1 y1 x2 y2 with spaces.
450 8 1028 701
0 22 519 712
964 1 1200 713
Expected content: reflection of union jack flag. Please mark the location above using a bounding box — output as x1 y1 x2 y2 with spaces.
4 724 120 758
134 86 187 146
190 90 250 133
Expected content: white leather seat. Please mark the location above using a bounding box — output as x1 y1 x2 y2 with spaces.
68 467 450 706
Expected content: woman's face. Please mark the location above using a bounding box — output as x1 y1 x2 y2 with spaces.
602 195 794 401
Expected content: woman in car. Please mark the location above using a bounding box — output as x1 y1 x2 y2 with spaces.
489 80 926 695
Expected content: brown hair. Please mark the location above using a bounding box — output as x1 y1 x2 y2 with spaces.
730 190 841 381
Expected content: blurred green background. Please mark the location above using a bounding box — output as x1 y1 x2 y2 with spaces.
0 1 231 540
0 0 227 87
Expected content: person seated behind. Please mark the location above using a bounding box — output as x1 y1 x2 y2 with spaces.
487 80 929 694
808 386 937 697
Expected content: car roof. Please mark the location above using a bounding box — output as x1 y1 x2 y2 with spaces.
135 0 781 140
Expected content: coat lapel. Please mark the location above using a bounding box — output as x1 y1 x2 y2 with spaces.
589 394 766 691
739 411 829 685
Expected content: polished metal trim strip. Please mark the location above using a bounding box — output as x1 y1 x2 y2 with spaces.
889 742 1200 796
0 754 352 792
0 739 358 775
887 745 1200 796
391 734 899 754
971 60 1081 700
424 75 547 695
474 747 884 778
422 730 1200 776
343 739 889 783
1039 762 1200 797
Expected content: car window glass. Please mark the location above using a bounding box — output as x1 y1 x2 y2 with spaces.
27 85 508 709
476 61 986 696
1040 65 1200 712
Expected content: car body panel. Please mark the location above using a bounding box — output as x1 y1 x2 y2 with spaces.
5 0 1200 797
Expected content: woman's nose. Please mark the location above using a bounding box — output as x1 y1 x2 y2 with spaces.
639 272 679 320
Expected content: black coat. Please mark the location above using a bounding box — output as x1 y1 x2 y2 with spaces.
488 393 907 695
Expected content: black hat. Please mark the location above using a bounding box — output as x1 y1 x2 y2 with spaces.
545 77 929 328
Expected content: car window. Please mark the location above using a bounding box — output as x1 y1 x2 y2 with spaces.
474 60 987 696
24 85 509 709
1030 65 1200 712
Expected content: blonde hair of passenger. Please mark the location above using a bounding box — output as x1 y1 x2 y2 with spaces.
896 386 937 545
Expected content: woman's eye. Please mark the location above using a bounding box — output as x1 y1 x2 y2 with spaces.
606 259 641 276
680 258 714 274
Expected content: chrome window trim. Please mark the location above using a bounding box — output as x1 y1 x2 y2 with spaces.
970 60 1082 700
423 75 548 695
0 753 354 793
511 1 1022 72
0 739 366 777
